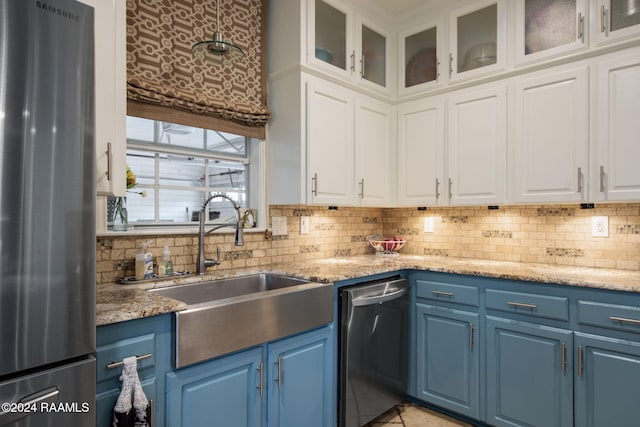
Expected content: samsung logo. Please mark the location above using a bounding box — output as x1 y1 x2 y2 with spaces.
35 1 81 23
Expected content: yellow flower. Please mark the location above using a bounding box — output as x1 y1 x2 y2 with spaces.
126 166 137 189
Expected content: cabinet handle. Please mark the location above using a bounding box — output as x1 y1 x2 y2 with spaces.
600 166 606 192
600 5 607 33
275 356 283 388
149 398 154 427
350 51 355 73
358 179 364 199
561 342 566 374
361 55 366 78
106 353 152 369
435 178 440 201
469 323 474 350
448 178 453 200
436 57 440 78
577 167 584 195
578 345 584 377
578 12 585 42
448 53 453 77
106 142 113 181
610 316 640 325
432 290 454 297
256 362 264 397
507 301 537 309
312 173 318 197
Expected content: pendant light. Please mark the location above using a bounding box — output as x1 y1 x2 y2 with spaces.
192 0 245 64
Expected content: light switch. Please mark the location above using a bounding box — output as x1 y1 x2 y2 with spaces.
592 216 609 237
272 216 288 236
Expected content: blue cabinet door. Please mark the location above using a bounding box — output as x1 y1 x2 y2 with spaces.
267 325 334 427
575 333 640 427
415 303 479 419
486 316 573 427
166 347 263 427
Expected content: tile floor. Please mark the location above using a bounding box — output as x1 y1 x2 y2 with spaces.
365 402 472 427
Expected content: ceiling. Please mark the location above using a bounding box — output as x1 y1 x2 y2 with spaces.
367 0 438 16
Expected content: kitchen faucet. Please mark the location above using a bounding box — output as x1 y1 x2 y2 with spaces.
196 193 244 274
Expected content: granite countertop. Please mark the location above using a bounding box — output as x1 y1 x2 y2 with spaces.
96 254 640 326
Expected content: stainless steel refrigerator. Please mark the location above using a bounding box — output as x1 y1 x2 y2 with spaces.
0 0 96 425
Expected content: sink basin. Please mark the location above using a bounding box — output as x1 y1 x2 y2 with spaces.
150 273 333 368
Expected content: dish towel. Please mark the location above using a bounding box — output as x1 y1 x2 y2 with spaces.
112 356 150 427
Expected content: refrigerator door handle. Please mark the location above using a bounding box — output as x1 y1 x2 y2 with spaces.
0 386 59 424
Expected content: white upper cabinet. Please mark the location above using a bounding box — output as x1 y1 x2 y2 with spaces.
448 84 507 205
79 0 127 197
514 0 588 66
397 97 445 206
307 0 392 95
595 0 640 45
448 0 507 82
592 51 640 201
399 18 445 96
511 66 589 203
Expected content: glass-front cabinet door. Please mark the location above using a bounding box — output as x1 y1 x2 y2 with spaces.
449 0 506 82
596 0 640 45
399 18 444 95
515 0 587 65
356 17 390 94
309 0 353 80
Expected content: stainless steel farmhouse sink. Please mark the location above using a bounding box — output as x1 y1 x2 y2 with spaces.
150 273 333 368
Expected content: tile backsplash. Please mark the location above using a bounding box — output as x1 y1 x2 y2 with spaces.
96 203 640 284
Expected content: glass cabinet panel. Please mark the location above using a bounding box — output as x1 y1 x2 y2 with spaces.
457 4 497 73
314 0 347 70
610 0 640 32
361 25 386 87
404 27 438 88
524 0 577 55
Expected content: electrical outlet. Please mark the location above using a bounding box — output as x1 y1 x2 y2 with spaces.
424 217 434 233
300 216 310 235
592 216 609 237
272 216 288 236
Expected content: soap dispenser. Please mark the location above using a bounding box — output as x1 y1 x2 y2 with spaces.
135 241 153 280
159 245 173 276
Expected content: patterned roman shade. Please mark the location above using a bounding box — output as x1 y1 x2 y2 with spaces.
126 0 269 138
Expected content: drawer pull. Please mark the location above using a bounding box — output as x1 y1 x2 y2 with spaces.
507 301 537 309
106 353 152 370
578 345 584 377
609 316 640 325
561 342 566 374
432 290 454 297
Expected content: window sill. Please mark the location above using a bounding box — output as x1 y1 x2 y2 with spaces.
97 227 266 237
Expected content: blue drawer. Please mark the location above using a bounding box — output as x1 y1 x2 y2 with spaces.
96 333 157 383
486 289 569 321
416 280 479 307
578 300 640 334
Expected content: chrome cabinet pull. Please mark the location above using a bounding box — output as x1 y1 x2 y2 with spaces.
561 342 566 374
256 363 264 397
435 178 440 201
448 178 453 200
436 57 440 78
610 316 640 325
312 173 318 197
577 167 584 195
600 5 607 33
600 166 606 192
106 142 113 181
449 53 453 77
350 51 355 73
469 323 474 350
432 290 454 297
149 398 154 427
361 55 366 78
578 345 584 377
578 13 585 41
507 301 537 309
275 356 283 388
106 353 152 369
358 179 364 199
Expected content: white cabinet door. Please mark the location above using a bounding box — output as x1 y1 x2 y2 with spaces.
354 96 394 206
448 85 507 206
512 66 588 203
397 98 445 206
306 79 355 205
592 52 640 201
356 15 393 96
399 18 445 96
595 0 640 46
79 0 126 196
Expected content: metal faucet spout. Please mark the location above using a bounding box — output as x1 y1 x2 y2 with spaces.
196 194 245 275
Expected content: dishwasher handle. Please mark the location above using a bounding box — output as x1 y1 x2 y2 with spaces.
352 287 408 307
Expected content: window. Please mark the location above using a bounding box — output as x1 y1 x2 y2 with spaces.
108 116 262 230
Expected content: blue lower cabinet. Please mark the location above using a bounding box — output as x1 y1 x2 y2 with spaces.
574 333 640 427
96 314 171 427
165 324 335 427
267 325 334 427
415 303 479 419
166 347 263 427
486 316 573 427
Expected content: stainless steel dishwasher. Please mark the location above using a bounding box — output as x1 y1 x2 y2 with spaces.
338 276 409 427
